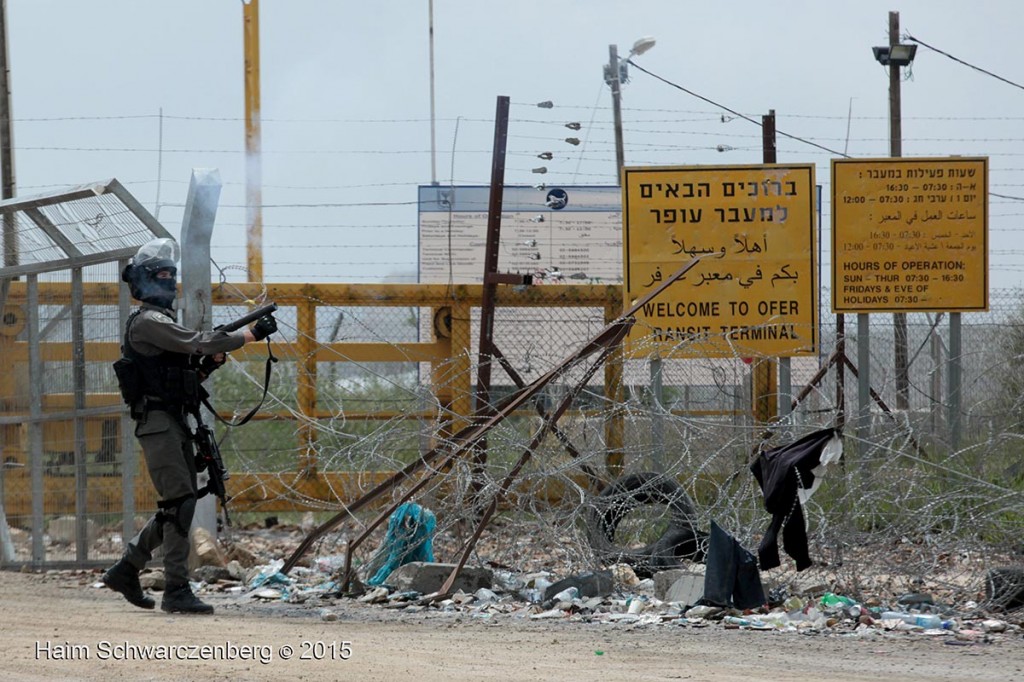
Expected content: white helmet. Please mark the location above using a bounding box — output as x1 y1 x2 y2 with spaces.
121 238 180 306
132 238 180 273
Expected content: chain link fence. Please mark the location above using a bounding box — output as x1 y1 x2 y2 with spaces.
3 282 1023 605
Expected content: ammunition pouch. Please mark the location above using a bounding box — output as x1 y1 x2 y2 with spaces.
164 367 203 413
112 356 143 408
116 309 204 419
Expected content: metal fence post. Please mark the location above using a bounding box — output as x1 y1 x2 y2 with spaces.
26 274 43 564
948 312 962 451
71 266 87 562
857 313 871 459
118 258 135 546
650 354 665 472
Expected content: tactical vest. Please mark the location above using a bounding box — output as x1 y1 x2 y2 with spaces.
113 310 201 416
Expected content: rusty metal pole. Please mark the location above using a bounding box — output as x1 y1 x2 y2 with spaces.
752 110 779 424
243 0 263 283
471 95 510 489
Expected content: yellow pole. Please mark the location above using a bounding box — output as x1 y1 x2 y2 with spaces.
243 0 263 283
448 302 473 432
604 300 625 477
296 298 317 475
752 359 778 425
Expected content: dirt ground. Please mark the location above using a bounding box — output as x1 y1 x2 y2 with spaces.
3 571 1023 682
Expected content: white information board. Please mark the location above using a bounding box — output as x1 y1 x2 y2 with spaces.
418 185 622 284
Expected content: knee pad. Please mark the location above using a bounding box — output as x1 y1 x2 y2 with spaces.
157 494 197 537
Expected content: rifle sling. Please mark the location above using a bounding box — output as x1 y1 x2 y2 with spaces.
202 337 278 428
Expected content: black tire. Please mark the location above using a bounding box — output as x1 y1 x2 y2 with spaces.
585 472 701 577
647 525 709 572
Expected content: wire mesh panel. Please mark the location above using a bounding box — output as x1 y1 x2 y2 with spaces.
1 180 170 568
2 275 1023 603
2 262 141 567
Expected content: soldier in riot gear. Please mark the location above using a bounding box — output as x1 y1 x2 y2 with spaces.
102 238 277 614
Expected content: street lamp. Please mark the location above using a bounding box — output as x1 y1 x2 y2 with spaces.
871 43 917 67
605 37 656 185
873 12 916 411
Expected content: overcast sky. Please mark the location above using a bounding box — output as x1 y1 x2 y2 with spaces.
7 0 1024 290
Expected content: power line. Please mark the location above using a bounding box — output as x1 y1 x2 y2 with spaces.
991 191 1024 202
625 59 851 159
907 33 1024 93
163 200 421 209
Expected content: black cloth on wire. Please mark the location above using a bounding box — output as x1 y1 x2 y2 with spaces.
750 428 837 571
700 519 766 610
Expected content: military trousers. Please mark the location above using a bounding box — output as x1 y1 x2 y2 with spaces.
121 409 198 586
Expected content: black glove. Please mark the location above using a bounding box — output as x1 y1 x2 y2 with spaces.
198 354 226 378
252 314 278 341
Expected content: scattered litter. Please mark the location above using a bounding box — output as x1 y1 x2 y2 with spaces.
475 587 499 604
53 521 1022 642
248 560 292 589
611 564 639 587
315 554 348 574
530 608 566 620
685 605 721 619
365 503 436 587
981 619 1008 633
358 587 389 604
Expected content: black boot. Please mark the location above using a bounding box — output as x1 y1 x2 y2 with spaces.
161 583 214 615
102 559 155 610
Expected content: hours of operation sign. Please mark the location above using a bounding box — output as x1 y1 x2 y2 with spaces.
831 157 988 312
623 164 818 359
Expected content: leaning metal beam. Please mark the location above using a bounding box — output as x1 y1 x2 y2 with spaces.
106 179 172 241
24 207 83 259
331 320 633 593
436 334 626 598
282 317 632 576
490 343 602 488
0 247 139 279
474 95 512 447
0 178 171 279
281 256 709 576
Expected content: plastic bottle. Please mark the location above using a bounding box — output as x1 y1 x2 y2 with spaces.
820 592 857 608
551 586 579 603
880 611 945 629
626 596 648 614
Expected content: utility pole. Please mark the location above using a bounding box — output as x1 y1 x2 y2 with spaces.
607 44 624 185
0 0 17 268
888 10 910 410
753 110 779 424
428 0 437 185
243 0 263 283
605 39 656 185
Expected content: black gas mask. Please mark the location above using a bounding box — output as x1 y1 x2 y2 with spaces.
122 238 180 309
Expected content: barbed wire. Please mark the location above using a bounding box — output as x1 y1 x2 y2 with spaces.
19 110 1024 123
